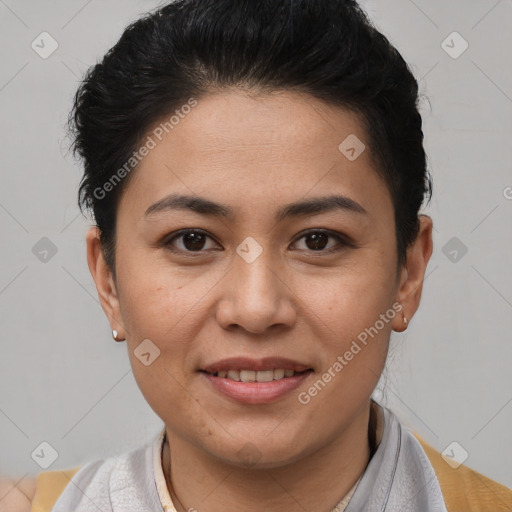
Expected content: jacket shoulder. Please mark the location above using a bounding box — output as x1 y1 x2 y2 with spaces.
30 467 81 512
413 432 512 512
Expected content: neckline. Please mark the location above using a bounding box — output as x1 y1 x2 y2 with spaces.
152 401 384 511
153 426 177 511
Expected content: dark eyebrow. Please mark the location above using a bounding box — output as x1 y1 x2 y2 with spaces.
143 194 367 220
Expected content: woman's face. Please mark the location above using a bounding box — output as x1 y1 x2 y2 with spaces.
88 90 431 468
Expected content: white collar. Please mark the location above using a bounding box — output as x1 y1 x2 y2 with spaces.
153 426 177 511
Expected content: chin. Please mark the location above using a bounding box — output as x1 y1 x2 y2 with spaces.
201 427 318 469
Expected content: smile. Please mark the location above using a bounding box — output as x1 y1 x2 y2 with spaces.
200 357 313 404
205 369 303 382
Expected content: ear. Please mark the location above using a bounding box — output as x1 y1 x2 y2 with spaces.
392 215 433 332
86 226 125 339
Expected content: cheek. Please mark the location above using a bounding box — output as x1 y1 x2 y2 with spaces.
116 252 203 340
298 274 394 416
302 253 397 333
115 253 227 389
298 250 397 391
116 256 208 427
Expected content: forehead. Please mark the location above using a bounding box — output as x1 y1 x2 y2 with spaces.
119 89 392 223
154 89 367 163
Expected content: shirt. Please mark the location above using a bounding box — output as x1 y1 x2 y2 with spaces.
30 402 512 512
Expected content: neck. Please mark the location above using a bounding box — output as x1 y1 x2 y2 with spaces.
162 401 383 512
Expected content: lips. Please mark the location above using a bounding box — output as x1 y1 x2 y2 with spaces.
200 357 313 404
201 356 311 374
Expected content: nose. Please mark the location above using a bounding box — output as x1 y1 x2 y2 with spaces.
215 251 297 335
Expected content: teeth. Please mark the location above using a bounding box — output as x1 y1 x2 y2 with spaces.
215 369 299 381
240 370 256 382
256 370 274 382
273 369 285 380
227 370 240 381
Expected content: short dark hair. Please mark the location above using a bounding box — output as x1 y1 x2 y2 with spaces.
69 0 432 278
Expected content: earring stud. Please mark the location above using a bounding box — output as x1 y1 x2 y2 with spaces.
112 330 125 342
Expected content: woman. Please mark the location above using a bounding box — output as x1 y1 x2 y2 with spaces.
4 0 511 510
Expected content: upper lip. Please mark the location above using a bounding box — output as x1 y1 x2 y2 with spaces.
201 357 312 373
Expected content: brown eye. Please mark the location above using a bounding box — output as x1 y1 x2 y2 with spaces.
181 232 207 251
304 232 329 250
165 229 218 253
164 228 352 256
292 230 351 253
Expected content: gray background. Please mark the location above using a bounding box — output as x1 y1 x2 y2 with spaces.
0 0 511 491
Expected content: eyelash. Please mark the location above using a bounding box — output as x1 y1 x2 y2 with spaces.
163 228 354 256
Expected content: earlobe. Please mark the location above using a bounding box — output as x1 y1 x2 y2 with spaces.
85 226 125 339
392 302 409 333
392 215 434 332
